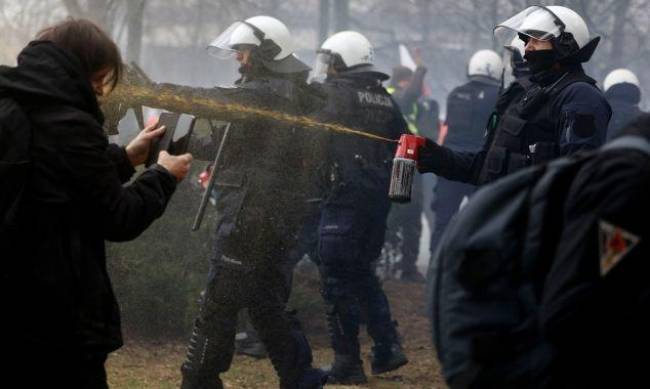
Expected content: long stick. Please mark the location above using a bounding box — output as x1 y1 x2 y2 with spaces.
191 122 231 231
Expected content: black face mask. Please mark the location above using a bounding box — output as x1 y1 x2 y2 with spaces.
524 50 556 74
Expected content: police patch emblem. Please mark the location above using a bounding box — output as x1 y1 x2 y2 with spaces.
598 220 640 276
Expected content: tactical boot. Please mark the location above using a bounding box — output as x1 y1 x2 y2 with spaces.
324 354 368 384
370 342 409 375
180 317 229 389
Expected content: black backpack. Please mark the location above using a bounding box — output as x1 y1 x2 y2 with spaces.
427 136 650 389
0 92 31 231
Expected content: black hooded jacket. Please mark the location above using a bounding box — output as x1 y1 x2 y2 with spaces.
0 41 177 353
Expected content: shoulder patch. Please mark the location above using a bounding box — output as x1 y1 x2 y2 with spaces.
598 220 641 276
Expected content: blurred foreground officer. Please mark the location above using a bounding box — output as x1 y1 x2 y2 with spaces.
541 114 650 388
168 16 327 389
418 5 611 184
430 50 502 254
310 30 408 384
0 19 190 388
603 68 645 139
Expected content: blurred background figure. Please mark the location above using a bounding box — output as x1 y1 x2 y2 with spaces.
430 49 502 257
384 47 427 282
604 68 645 140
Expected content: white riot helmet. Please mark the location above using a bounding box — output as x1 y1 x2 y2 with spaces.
310 30 388 83
207 15 309 73
494 5 599 63
468 49 503 80
604 69 641 92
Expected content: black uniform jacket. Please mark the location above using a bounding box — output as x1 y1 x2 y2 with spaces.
148 67 326 269
314 73 406 207
420 67 611 186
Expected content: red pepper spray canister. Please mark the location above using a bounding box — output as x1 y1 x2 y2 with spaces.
388 134 426 203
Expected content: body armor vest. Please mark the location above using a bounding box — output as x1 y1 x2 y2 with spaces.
320 76 405 195
478 71 596 185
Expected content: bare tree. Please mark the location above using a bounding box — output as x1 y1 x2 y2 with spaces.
0 0 67 64
125 0 146 62
61 0 122 30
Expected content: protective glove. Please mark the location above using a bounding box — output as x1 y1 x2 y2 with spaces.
416 137 441 174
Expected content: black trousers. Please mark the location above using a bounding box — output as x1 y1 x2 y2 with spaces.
430 177 475 255
182 263 313 389
182 196 315 389
318 200 399 359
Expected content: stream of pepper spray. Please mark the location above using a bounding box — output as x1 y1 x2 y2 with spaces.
108 83 400 144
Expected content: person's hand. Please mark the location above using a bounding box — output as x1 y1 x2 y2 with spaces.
125 119 166 167
197 165 213 189
157 150 193 182
413 47 424 67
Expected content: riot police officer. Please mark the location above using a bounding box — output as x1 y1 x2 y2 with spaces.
310 30 408 384
603 68 645 140
137 16 327 389
430 49 502 255
418 5 611 185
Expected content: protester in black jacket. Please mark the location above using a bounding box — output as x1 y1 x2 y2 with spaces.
0 19 191 388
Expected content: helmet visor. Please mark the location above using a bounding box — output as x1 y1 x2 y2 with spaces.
207 21 260 59
308 50 333 84
494 6 564 47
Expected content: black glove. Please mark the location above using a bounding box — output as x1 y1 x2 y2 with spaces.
417 137 440 174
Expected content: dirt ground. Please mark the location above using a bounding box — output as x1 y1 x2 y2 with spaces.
107 279 448 389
